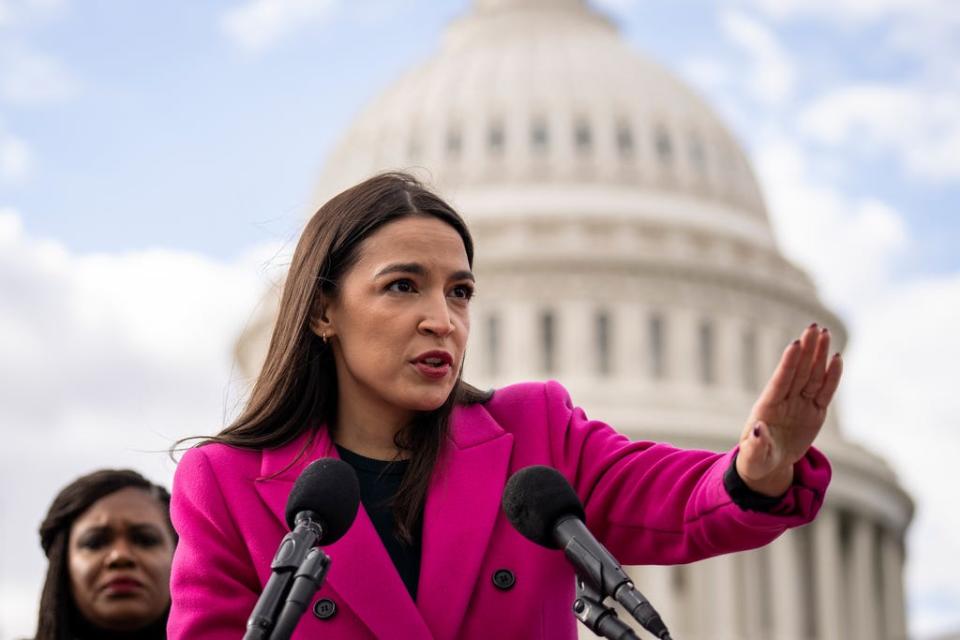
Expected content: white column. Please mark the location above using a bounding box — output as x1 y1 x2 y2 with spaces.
881 530 908 640
644 565 679 636
559 298 594 387
769 531 803 640
463 301 488 383
689 561 711 640
707 554 740 640
850 517 880 640
502 300 537 381
739 549 765 639
813 508 844 640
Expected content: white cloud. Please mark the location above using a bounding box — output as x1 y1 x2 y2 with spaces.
740 0 946 24
0 209 284 639
718 10 795 106
591 0 642 13
221 0 339 53
0 0 65 28
800 84 960 183
750 131 960 637
0 43 79 106
842 274 960 637
0 120 32 182
755 135 909 311
680 57 731 91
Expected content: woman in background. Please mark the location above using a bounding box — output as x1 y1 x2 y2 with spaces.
35 469 177 640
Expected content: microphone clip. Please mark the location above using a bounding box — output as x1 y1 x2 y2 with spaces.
573 576 640 640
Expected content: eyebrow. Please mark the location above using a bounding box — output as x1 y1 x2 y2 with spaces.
77 523 164 536
374 262 475 282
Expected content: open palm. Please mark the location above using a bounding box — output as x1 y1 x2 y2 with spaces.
736 324 843 495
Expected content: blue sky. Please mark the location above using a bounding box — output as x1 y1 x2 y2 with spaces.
2 0 959 638
4 1 959 275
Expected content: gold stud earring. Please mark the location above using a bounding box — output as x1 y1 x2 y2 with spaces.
321 332 329 344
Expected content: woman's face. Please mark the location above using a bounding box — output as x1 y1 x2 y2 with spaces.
68 487 175 631
322 215 474 422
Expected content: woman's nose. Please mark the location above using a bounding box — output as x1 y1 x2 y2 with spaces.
105 539 136 569
418 293 455 337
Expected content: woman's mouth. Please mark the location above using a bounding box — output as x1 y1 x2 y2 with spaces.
102 577 144 596
412 351 453 380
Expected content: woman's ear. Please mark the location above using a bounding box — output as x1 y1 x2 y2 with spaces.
309 294 335 340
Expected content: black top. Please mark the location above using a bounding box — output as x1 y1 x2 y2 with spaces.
335 445 422 600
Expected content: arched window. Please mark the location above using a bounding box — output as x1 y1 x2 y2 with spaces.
540 310 556 374
596 310 611 375
742 327 758 390
655 125 673 167
574 118 593 154
488 120 505 154
407 135 422 161
648 312 666 379
689 133 707 180
698 319 715 385
531 117 549 154
446 127 463 159
487 313 500 376
616 121 634 157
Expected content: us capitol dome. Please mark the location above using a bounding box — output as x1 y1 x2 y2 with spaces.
237 1 913 637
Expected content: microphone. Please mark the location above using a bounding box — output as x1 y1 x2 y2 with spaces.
243 458 360 640
502 466 673 640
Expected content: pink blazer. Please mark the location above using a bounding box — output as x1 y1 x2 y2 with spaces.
168 381 830 639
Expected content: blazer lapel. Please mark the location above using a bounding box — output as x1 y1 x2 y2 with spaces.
417 404 514 639
253 428 431 639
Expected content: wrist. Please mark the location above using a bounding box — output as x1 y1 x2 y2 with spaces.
736 455 794 497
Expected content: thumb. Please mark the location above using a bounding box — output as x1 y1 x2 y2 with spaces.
737 421 780 481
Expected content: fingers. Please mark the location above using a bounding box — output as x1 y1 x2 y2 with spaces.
815 353 843 409
759 340 803 405
799 327 831 399
787 324 822 398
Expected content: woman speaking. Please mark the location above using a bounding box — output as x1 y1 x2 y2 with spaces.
168 172 841 639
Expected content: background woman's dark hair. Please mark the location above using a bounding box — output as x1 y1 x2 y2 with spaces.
189 172 491 541
35 468 176 640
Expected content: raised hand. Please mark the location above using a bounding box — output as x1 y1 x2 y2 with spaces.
736 323 843 496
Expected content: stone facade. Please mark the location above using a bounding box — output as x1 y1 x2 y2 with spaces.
235 1 913 637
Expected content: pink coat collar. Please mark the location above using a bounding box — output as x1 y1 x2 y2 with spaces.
252 403 515 639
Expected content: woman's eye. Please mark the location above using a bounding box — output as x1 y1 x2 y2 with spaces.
450 285 474 300
387 279 416 293
78 534 108 551
132 532 163 548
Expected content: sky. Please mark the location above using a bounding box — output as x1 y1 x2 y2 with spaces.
1 0 959 638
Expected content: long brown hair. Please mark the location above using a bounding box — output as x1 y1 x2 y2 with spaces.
195 172 490 540
36 469 175 640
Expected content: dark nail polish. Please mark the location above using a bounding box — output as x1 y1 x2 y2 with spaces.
821 327 829 334
753 424 761 437
809 322 818 329
793 339 801 346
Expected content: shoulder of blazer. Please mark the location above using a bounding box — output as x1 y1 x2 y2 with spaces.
467 379 574 439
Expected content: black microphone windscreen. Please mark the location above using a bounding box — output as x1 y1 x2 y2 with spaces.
284 458 360 544
502 465 586 549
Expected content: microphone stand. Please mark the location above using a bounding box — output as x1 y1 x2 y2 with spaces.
243 512 323 640
268 547 332 640
572 576 640 640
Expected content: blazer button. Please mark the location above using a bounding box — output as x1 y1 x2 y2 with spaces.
492 568 516 591
313 598 337 620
